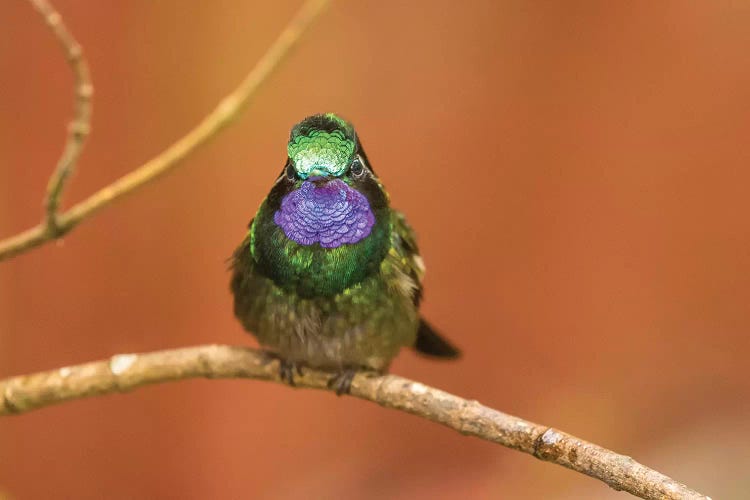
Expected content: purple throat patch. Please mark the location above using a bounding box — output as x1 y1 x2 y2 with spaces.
274 179 375 248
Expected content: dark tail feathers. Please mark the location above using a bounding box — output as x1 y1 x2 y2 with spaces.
414 319 460 359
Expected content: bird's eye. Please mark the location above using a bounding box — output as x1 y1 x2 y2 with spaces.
285 162 296 181
350 157 364 177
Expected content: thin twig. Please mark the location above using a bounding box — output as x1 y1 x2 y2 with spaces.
0 0 331 262
0 345 710 500
28 0 93 235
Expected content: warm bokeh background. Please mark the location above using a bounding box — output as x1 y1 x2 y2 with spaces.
1 1 749 498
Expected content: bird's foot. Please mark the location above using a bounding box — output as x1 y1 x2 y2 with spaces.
327 367 371 396
260 351 303 386
327 369 355 395
278 359 305 386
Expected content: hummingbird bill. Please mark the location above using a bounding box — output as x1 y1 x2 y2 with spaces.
230 113 459 393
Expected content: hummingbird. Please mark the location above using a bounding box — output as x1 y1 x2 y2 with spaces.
230 113 459 394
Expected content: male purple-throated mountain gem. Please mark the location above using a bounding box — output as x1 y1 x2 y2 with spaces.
230 113 459 394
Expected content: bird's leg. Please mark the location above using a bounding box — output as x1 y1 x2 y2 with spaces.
327 369 356 395
279 359 299 386
260 351 302 386
327 366 378 396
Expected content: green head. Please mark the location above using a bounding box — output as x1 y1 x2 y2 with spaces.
248 113 391 297
287 113 357 179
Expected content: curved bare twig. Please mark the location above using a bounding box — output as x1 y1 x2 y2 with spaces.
0 345 710 500
0 0 330 261
29 0 93 234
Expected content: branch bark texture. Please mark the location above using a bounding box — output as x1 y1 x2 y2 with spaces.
0 345 709 500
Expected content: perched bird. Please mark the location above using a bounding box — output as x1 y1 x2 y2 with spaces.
230 113 458 393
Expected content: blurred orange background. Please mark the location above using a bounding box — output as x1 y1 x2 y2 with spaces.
1 1 749 498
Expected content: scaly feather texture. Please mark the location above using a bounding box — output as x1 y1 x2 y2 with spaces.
230 114 458 390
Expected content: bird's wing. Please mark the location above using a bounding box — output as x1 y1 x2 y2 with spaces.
229 223 260 330
391 211 460 359
390 210 426 306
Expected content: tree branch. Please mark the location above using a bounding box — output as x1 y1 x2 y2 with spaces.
28 0 93 235
0 0 331 262
0 345 709 500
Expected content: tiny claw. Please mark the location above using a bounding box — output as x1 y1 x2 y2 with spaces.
279 359 299 386
327 368 358 396
260 351 301 386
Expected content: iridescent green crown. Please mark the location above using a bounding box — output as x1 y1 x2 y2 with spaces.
287 113 356 178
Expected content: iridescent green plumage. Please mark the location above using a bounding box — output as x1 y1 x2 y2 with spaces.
230 114 458 391
287 113 355 179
